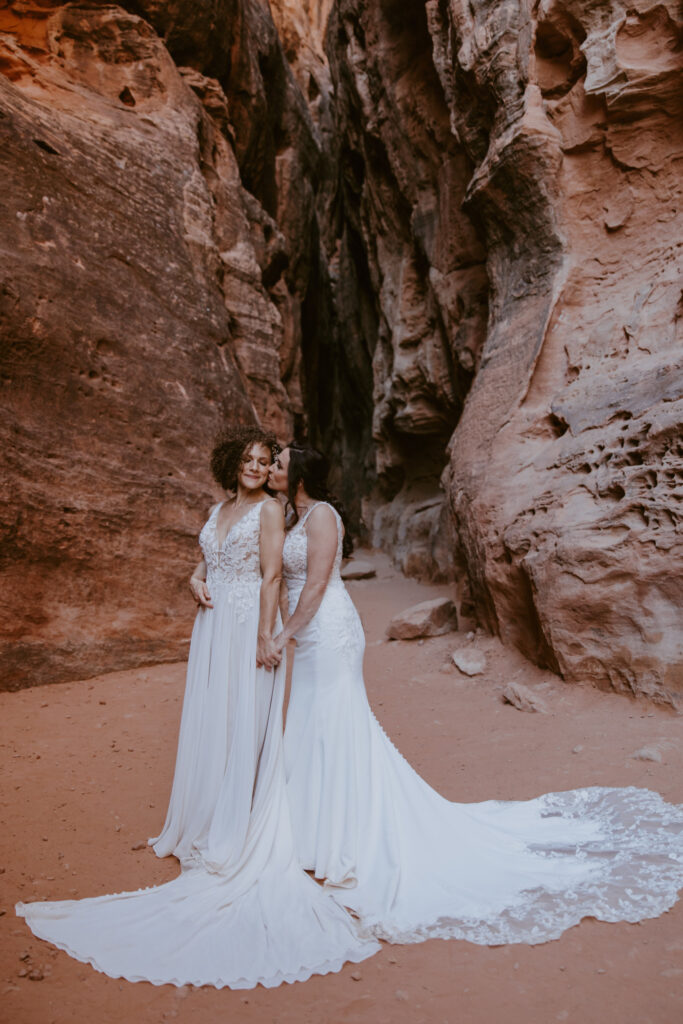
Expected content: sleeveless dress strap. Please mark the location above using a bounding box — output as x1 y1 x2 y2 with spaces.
300 501 324 525
300 502 343 550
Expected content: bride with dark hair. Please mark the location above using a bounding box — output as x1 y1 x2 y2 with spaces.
268 443 683 947
17 427 379 989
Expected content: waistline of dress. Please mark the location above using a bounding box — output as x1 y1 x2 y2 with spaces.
206 577 262 592
284 575 345 599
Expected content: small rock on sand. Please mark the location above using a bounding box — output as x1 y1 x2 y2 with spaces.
386 598 457 640
451 649 487 676
341 560 376 581
502 682 548 714
631 745 663 763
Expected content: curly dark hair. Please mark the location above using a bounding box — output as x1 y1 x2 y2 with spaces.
286 443 353 558
210 425 277 492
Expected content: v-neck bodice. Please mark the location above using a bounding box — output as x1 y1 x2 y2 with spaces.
199 500 265 596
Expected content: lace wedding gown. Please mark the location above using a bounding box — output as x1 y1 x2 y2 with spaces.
282 502 683 945
16 499 380 988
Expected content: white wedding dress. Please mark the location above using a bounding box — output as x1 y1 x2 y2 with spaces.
16 499 380 988
282 502 683 945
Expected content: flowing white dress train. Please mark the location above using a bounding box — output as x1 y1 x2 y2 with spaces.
282 503 683 945
16 500 380 988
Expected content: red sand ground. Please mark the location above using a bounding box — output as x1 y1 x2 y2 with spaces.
2 551 682 1024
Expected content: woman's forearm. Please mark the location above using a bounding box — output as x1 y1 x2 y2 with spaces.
278 579 290 625
191 559 206 581
280 580 327 642
189 559 212 608
258 575 281 640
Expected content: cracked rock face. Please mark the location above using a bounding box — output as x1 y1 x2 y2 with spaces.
327 0 489 580
0 1 319 688
2 0 682 703
437 0 683 703
327 0 682 701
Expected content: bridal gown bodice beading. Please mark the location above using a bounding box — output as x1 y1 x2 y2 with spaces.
200 500 262 615
283 503 364 654
282 502 683 946
16 499 380 988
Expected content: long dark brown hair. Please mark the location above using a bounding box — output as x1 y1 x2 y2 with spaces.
286 443 353 558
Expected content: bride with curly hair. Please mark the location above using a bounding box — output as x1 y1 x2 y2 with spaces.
17 426 379 989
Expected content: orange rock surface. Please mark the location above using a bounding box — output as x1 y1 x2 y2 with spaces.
325 0 683 701
0 1 316 688
2 0 681 701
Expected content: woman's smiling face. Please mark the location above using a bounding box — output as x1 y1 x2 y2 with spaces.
238 443 271 491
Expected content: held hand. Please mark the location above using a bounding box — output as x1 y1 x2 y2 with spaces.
189 577 213 609
256 635 283 672
271 632 289 658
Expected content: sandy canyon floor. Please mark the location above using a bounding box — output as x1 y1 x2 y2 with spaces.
2 551 682 1024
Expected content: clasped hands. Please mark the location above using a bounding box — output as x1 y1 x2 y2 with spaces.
256 633 287 671
190 576 287 671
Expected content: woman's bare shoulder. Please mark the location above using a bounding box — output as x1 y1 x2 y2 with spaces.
305 502 337 532
260 496 285 525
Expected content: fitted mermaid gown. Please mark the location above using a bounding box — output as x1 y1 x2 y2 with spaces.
282 502 683 945
16 499 379 988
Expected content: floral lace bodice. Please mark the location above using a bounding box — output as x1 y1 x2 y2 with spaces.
198 500 266 620
282 502 364 652
282 502 343 589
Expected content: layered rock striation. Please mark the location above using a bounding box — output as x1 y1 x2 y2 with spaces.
326 0 682 701
2 0 681 703
441 0 683 702
0 0 325 687
327 0 489 580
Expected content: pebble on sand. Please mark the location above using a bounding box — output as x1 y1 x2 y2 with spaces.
451 649 487 676
631 746 664 763
501 682 548 714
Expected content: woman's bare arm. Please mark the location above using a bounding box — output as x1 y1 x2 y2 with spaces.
189 559 213 608
275 504 338 646
256 499 285 670
279 578 290 626
189 503 221 609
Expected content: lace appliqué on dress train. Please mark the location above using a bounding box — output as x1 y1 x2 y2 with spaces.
282 502 683 948
368 786 683 946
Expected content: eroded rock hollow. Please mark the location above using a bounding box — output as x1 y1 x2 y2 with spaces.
1 0 681 702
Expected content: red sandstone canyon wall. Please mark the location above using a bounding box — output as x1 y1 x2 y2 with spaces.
441 0 683 702
2 0 681 703
326 0 682 702
0 0 323 687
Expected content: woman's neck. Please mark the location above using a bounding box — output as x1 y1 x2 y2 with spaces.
234 485 265 506
295 492 320 514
